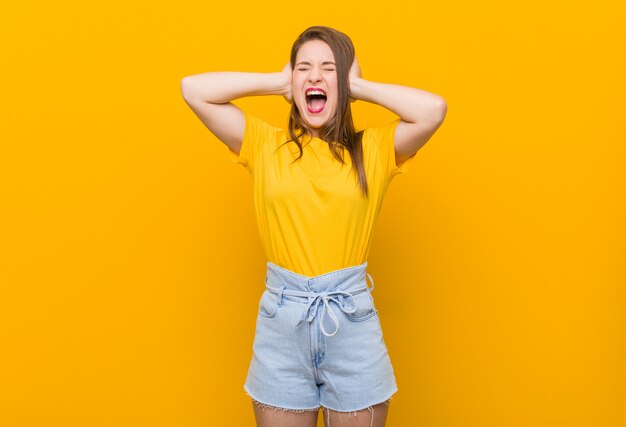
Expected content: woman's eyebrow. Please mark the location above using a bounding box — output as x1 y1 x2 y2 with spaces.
296 61 336 66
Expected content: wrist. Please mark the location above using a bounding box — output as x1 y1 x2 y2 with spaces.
272 71 291 97
349 76 365 101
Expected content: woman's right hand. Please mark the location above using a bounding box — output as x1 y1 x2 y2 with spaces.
279 63 293 104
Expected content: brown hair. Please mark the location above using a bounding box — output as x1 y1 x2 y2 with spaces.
279 26 370 198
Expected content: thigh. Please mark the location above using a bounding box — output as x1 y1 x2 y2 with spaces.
252 400 319 427
322 399 390 427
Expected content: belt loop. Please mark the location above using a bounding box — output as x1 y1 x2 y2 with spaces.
366 273 374 292
277 284 286 306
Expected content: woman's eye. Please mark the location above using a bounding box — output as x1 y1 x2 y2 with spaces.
324 69 335 71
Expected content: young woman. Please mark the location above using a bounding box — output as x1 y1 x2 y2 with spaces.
181 26 446 427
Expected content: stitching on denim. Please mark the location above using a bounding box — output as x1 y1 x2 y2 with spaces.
345 309 377 322
258 291 278 318
278 287 368 305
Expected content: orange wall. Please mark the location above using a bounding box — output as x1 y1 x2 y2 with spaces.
1 0 624 426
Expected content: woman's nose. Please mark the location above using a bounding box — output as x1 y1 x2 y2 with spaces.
308 68 322 82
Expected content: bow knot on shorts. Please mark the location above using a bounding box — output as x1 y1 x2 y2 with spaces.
266 273 374 337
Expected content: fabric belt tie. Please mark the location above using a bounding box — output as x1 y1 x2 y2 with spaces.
265 273 374 337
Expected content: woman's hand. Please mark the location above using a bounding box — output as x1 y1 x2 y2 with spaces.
280 63 293 104
348 56 362 103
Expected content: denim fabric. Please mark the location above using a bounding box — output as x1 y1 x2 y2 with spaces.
243 260 398 412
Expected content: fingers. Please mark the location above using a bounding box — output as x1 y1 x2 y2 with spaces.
280 62 293 104
350 56 362 79
348 56 361 103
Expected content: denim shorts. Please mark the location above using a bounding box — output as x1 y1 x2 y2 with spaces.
243 260 398 412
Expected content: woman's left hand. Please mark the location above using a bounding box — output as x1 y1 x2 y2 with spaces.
348 56 362 103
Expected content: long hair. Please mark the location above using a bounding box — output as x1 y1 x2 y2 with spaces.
279 26 369 198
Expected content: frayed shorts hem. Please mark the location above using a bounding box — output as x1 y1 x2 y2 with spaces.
319 387 398 413
244 385 320 412
244 384 398 413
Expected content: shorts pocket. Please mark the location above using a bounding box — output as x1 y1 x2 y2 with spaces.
344 291 377 322
258 290 279 319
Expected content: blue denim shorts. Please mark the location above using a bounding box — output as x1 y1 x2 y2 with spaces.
243 260 398 412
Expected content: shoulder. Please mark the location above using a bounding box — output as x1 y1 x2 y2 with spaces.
242 112 291 152
362 118 402 143
244 112 285 138
360 119 402 155
360 118 416 179
228 112 288 172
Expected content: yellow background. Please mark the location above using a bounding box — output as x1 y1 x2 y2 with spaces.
1 0 625 426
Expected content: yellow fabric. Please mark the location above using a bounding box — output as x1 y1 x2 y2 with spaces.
227 112 417 277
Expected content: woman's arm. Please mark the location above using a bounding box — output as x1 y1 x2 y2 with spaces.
180 66 291 152
349 58 447 162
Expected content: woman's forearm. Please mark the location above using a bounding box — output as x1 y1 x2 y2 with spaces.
181 71 288 104
350 77 446 124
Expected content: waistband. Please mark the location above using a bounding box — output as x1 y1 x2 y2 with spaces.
264 261 375 337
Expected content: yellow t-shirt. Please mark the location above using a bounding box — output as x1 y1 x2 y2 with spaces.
227 112 417 277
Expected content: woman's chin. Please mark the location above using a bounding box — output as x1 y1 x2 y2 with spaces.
305 116 325 126
304 109 333 126
296 103 335 132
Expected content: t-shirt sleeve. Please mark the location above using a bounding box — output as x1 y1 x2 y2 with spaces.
227 112 278 174
367 118 418 181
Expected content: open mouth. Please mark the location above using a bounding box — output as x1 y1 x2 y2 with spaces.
305 88 327 114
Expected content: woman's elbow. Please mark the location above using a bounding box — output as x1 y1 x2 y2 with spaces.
435 98 447 122
180 76 198 100
180 77 196 101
